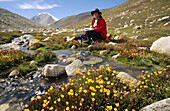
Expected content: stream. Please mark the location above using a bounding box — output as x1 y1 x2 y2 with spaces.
0 34 149 110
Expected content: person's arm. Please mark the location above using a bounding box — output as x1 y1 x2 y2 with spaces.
95 20 106 32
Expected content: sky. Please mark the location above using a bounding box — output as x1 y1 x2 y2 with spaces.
0 0 126 19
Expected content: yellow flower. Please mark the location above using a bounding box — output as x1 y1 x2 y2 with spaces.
71 106 74 109
91 92 95 96
25 104 28 108
54 101 57 104
48 96 51 100
43 99 47 103
49 106 53 110
106 106 112 110
92 98 95 101
24 109 30 111
37 96 41 99
79 103 82 106
66 101 69 105
115 103 119 107
132 109 135 111
75 93 78 96
31 97 34 101
66 107 69 110
124 109 128 111
114 108 117 111
107 81 110 85
57 98 61 102
61 94 64 98
81 98 84 102
83 90 87 93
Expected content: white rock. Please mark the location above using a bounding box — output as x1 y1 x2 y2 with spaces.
114 35 122 40
100 50 108 55
42 64 66 77
30 61 38 66
107 42 117 46
124 25 128 28
65 59 86 76
71 45 77 50
140 98 170 111
118 72 138 84
9 70 19 77
112 53 120 59
43 37 50 41
150 36 170 56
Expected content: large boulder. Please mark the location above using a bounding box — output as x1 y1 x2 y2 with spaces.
29 38 45 46
150 36 170 56
140 98 170 111
65 59 86 76
42 64 66 77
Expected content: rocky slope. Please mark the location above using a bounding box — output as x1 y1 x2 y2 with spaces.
31 13 59 26
0 8 48 31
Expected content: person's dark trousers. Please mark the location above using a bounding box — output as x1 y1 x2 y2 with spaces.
85 30 104 43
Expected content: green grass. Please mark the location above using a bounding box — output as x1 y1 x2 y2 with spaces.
0 31 22 44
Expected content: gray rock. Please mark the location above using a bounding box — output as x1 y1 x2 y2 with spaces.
8 70 19 77
42 64 66 77
150 36 170 56
140 98 170 111
118 72 138 84
65 59 86 76
83 57 103 65
0 79 5 83
29 61 38 66
63 57 76 63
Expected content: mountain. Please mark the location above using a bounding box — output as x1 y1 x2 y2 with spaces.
50 0 170 38
0 8 48 31
31 13 59 26
50 11 92 28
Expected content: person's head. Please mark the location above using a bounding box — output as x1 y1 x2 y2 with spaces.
91 9 102 19
93 12 100 19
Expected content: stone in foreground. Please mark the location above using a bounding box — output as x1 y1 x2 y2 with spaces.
150 36 170 56
118 72 138 84
42 64 66 77
8 69 20 77
140 98 170 111
65 59 86 76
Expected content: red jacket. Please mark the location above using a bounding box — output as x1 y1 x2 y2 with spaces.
91 17 107 39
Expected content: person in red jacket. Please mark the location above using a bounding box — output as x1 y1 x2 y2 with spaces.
85 9 107 44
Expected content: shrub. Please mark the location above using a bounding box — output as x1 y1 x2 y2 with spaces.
25 65 170 111
17 64 38 76
33 49 56 65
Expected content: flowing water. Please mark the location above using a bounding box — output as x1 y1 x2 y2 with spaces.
0 34 149 110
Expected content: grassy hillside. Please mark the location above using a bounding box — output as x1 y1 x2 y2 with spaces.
0 8 48 31
62 0 170 39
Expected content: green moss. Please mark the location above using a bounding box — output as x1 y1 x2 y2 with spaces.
17 64 38 76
